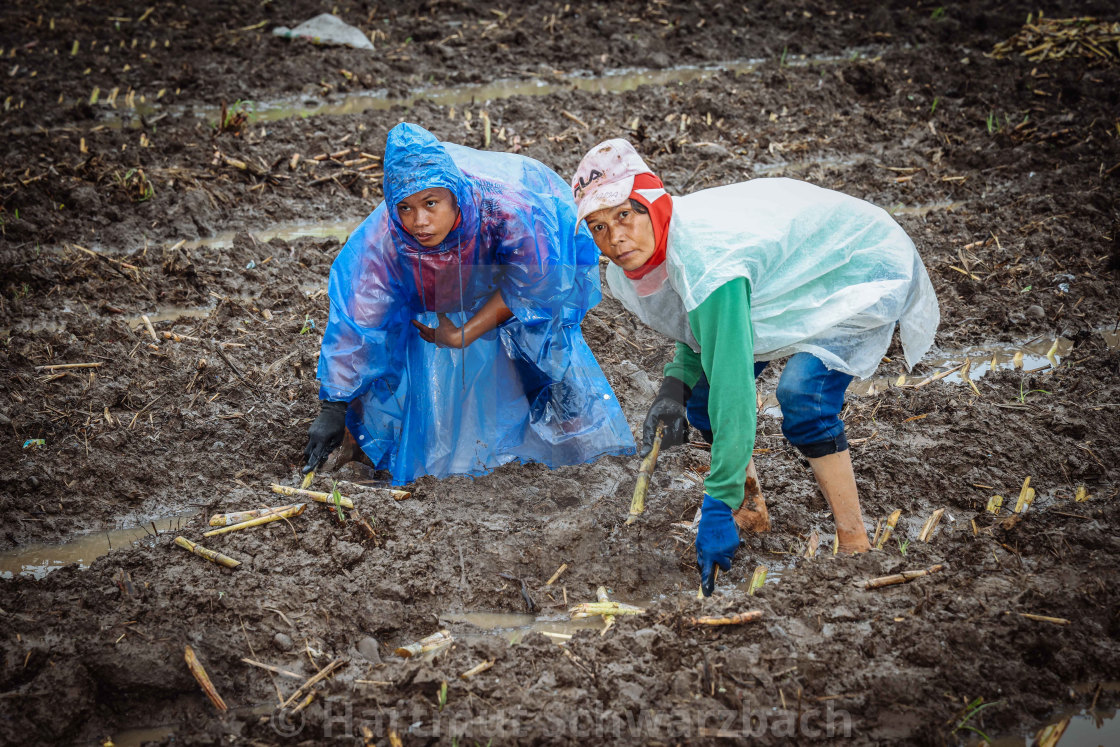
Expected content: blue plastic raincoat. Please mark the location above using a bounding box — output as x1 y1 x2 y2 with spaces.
317 123 634 484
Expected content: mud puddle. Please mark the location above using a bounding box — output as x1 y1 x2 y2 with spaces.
87 50 885 131
177 219 362 251
440 611 603 643
110 725 176 747
984 684 1120 746
757 332 1097 418
128 304 214 330
110 702 275 747
0 511 197 579
441 570 787 642
889 200 968 217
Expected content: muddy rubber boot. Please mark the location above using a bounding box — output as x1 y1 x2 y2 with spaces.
807 450 870 553
733 459 771 533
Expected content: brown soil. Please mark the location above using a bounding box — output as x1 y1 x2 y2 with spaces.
2 2 1119 745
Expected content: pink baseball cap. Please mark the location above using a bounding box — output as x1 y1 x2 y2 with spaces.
570 139 654 227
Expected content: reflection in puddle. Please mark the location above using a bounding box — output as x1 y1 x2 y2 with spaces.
732 565 784 591
1027 708 1119 746
0 512 197 579
980 682 1119 746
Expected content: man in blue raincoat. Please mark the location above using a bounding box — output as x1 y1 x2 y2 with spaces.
302 122 634 484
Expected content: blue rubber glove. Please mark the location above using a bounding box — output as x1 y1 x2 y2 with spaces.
697 493 740 596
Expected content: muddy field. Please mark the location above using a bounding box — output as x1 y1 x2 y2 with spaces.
2 1 1120 745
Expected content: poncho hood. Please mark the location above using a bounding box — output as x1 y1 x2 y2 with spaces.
382 122 480 254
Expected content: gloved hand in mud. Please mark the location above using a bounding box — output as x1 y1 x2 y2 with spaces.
696 493 740 597
303 399 348 473
641 375 690 457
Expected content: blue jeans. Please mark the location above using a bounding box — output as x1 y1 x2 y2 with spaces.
685 352 852 458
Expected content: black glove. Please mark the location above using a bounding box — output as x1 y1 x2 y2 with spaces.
641 376 691 457
302 399 348 473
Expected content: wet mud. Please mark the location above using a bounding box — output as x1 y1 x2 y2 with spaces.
2 1 1119 745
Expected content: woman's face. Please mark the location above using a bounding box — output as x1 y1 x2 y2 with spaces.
584 202 656 271
396 187 458 247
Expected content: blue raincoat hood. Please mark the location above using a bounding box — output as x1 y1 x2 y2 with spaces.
383 123 479 256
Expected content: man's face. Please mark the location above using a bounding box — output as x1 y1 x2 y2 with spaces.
396 187 458 247
584 202 656 271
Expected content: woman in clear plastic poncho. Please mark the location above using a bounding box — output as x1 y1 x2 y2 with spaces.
571 139 939 596
303 123 634 484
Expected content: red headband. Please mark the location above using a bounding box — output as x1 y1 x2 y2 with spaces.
622 173 673 280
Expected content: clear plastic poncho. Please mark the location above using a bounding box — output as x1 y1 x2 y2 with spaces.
607 177 939 379
318 123 634 484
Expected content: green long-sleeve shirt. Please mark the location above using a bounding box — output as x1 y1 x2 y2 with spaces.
663 278 756 511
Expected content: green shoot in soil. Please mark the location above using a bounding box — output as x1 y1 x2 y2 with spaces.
951 697 1002 743
216 99 254 134
438 680 448 711
114 168 154 202
897 538 910 555
1016 382 1050 404
330 481 346 524
299 315 315 334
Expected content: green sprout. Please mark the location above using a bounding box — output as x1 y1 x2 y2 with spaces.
897 538 911 555
438 680 448 711
779 46 789 67
930 97 940 114
930 7 946 21
986 112 997 134
1016 382 1051 404
329 480 346 523
951 697 1002 743
216 99 255 134
299 315 315 334
115 168 155 202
